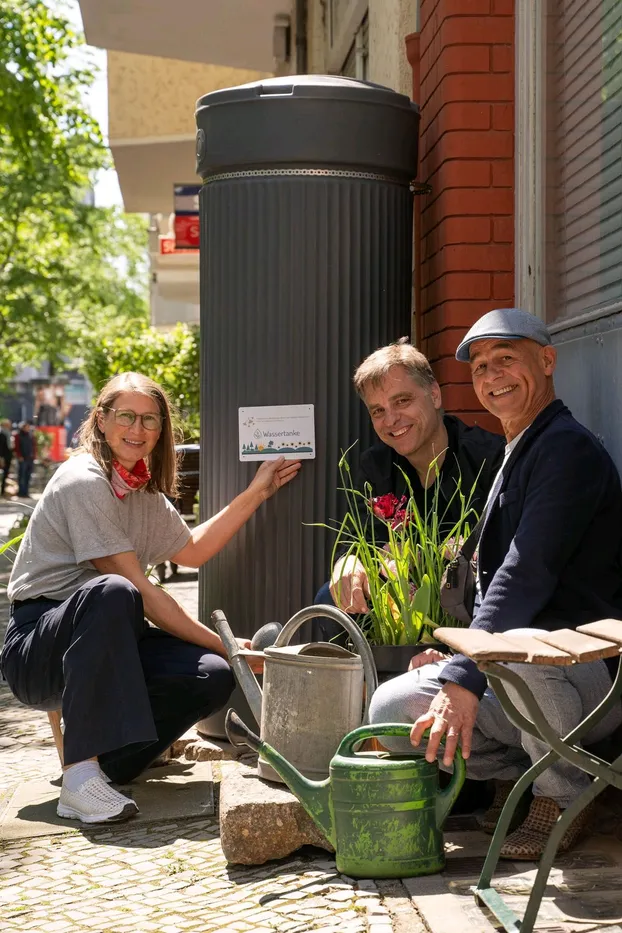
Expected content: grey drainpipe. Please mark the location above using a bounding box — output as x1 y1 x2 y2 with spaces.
295 0 307 73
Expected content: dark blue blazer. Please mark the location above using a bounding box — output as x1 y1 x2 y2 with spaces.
441 399 622 698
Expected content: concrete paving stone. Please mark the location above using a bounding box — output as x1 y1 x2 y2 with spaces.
281 889 315 900
355 879 378 891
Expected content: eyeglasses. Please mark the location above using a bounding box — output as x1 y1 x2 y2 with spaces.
104 408 164 432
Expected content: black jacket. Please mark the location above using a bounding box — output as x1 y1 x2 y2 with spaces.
356 414 504 536
0 431 10 463
441 399 622 697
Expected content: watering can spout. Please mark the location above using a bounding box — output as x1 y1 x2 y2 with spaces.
212 610 264 723
225 710 335 846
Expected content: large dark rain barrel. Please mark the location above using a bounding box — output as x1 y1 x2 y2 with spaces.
195 75 419 638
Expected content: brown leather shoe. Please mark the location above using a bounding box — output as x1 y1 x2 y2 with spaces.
478 779 532 835
499 795 594 861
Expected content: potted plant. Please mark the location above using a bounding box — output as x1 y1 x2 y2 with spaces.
322 449 481 675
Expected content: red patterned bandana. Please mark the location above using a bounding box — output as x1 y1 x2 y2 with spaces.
110 458 151 499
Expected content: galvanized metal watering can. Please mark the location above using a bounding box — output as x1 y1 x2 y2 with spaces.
226 710 466 879
213 605 378 783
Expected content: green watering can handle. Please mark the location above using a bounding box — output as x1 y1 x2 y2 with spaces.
335 722 466 830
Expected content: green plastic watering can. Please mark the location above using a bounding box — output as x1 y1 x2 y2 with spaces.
226 710 466 879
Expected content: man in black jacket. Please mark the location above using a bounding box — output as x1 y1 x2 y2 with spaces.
369 309 622 859
315 340 504 621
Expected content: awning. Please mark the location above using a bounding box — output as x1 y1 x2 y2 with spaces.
78 0 288 73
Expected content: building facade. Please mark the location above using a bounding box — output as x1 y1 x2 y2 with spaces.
78 0 420 329
78 1 276 328
79 0 622 462
405 0 622 466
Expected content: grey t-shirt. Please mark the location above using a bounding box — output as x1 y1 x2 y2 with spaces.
7 454 192 603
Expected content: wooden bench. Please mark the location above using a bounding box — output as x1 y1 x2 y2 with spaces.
434 621 622 933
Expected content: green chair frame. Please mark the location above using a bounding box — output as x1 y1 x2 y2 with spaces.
475 657 622 933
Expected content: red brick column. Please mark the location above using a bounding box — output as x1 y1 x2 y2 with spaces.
406 0 515 431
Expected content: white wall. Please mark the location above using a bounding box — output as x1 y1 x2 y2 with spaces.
368 0 418 96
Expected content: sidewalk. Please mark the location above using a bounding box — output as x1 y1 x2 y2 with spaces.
2 494 622 933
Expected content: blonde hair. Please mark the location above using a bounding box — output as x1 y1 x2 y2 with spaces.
77 372 180 496
353 339 437 398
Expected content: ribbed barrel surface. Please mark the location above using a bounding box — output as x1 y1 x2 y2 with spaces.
196 76 419 636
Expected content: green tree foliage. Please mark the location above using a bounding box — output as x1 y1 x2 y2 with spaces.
80 324 200 441
0 0 149 384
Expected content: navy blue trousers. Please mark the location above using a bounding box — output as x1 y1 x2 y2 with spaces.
17 458 34 497
0 574 235 781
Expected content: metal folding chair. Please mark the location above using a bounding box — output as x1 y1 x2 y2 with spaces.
435 621 622 933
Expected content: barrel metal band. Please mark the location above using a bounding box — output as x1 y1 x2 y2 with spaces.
202 168 407 186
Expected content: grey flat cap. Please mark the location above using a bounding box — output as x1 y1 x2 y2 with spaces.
456 308 552 362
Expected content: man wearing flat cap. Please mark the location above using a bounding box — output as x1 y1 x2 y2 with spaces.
370 308 622 859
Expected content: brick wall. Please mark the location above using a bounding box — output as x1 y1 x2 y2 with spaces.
406 0 515 432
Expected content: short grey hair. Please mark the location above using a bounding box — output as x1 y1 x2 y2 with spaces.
353 339 437 398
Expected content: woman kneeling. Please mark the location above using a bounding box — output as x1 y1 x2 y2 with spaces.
0 373 299 824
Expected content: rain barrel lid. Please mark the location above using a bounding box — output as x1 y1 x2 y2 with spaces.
195 74 420 181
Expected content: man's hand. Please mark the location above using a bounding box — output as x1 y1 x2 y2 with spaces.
248 457 301 502
408 648 448 671
410 682 479 767
330 555 370 614
234 637 264 674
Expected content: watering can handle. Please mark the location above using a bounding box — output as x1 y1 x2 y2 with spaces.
273 605 379 723
337 722 464 762
335 722 466 827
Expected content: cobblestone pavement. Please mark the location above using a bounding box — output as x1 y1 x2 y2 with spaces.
0 500 414 933
5 497 622 933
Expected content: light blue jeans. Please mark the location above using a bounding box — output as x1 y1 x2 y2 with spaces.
368 629 622 808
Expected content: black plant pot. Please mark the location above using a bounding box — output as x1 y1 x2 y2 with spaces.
371 643 443 679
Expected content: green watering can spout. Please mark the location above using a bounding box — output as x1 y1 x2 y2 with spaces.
225 710 335 846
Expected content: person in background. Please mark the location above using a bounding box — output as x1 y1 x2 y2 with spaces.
14 421 36 498
0 419 13 497
1 372 301 825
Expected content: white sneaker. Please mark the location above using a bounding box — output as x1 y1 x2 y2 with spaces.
57 774 139 824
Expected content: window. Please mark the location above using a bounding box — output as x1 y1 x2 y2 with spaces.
517 0 622 327
340 14 368 80
545 0 622 324
326 0 368 75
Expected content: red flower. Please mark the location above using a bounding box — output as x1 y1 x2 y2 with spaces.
391 507 408 530
371 493 401 520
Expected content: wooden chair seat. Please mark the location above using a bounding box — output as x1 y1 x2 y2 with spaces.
434 622 622 666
